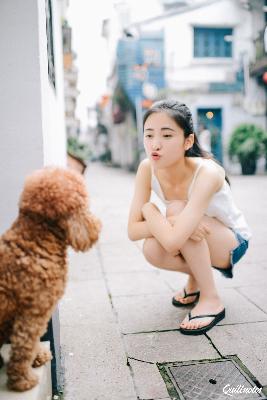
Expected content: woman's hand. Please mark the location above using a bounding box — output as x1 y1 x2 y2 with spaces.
190 221 210 242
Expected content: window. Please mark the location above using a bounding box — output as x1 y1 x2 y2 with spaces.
45 0 56 88
194 27 233 58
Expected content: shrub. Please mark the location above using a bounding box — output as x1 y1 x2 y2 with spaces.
228 124 266 174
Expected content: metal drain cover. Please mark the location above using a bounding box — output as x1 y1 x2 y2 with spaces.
163 359 266 400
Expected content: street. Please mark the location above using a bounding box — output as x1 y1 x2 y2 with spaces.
60 162 267 400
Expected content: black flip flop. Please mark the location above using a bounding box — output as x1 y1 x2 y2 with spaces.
172 288 200 307
179 308 226 335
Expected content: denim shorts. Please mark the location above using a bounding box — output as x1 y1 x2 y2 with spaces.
212 231 249 279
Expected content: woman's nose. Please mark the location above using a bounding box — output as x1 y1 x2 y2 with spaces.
152 141 161 150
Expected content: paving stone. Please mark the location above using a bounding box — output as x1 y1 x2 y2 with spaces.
67 247 102 280
98 223 130 245
113 293 186 333
241 243 267 265
59 280 115 326
238 285 267 313
124 331 219 363
129 359 169 399
217 263 267 288
216 288 267 324
61 325 136 400
112 286 267 335
99 242 152 274
158 270 190 291
107 271 171 297
207 322 267 386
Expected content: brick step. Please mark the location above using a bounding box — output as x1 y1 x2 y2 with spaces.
0 342 52 400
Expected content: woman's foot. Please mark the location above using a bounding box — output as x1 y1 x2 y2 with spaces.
173 275 199 305
180 295 225 331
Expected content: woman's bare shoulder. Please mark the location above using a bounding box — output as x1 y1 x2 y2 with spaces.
200 158 225 189
138 158 152 177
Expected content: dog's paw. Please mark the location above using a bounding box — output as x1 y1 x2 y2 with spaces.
7 370 39 391
32 347 52 368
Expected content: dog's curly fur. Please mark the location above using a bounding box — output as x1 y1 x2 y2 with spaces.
0 167 101 391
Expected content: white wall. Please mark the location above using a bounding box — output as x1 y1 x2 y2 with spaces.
38 0 67 166
140 0 266 171
0 0 66 233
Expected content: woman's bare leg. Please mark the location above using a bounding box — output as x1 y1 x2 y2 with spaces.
143 237 198 304
143 200 239 330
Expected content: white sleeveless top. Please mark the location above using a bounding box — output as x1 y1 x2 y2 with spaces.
151 159 252 240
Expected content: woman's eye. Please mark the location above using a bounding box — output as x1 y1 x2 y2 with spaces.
145 134 152 138
163 134 172 138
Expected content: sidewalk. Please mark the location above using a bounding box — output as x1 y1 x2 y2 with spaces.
59 162 267 400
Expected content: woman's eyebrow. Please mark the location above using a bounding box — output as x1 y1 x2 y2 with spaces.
161 127 176 132
144 128 154 131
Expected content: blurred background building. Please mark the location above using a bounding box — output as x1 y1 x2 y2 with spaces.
62 19 80 138
97 0 267 172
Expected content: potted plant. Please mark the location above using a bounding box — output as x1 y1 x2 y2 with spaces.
67 136 91 174
228 124 266 175
263 133 267 171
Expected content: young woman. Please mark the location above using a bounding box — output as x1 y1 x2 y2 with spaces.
128 100 251 336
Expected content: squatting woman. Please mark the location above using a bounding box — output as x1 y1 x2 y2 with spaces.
127 100 251 335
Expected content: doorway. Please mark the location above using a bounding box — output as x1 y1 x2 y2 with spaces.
197 108 223 164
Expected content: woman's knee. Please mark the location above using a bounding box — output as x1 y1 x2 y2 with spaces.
143 238 165 267
166 200 187 218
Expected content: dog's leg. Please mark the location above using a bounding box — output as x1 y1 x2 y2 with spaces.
0 320 13 369
7 314 49 392
32 342 52 368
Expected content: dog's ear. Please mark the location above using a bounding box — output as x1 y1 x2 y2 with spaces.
66 211 101 252
19 167 88 220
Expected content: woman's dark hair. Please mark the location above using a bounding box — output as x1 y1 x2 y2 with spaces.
143 99 230 184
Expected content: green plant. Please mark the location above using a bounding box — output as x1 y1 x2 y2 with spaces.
263 133 267 171
228 124 266 175
67 136 91 161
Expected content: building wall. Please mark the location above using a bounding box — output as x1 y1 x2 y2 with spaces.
156 0 266 170
0 0 66 233
39 0 67 165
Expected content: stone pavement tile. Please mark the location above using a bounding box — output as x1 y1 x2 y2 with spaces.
158 262 267 291
124 331 219 363
128 359 169 399
113 293 188 334
207 322 267 386
214 262 267 289
99 242 152 274
64 377 137 400
59 280 115 326
107 271 171 297
61 324 136 400
99 223 130 244
112 287 267 335
238 285 267 314
217 288 267 324
243 247 267 265
68 247 102 280
158 270 189 291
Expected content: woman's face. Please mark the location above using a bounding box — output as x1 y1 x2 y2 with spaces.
143 111 193 168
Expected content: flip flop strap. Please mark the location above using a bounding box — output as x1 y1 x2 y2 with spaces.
184 289 200 298
188 311 218 320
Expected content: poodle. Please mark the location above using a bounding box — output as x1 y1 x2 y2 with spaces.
0 167 101 391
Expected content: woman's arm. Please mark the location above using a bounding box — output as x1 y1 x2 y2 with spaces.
128 159 154 241
142 165 224 253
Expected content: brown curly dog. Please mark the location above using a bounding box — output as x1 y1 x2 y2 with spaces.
0 167 101 391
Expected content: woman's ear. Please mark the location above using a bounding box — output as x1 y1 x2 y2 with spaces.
185 133 194 151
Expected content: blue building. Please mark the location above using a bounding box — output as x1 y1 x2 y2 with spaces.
116 32 165 108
